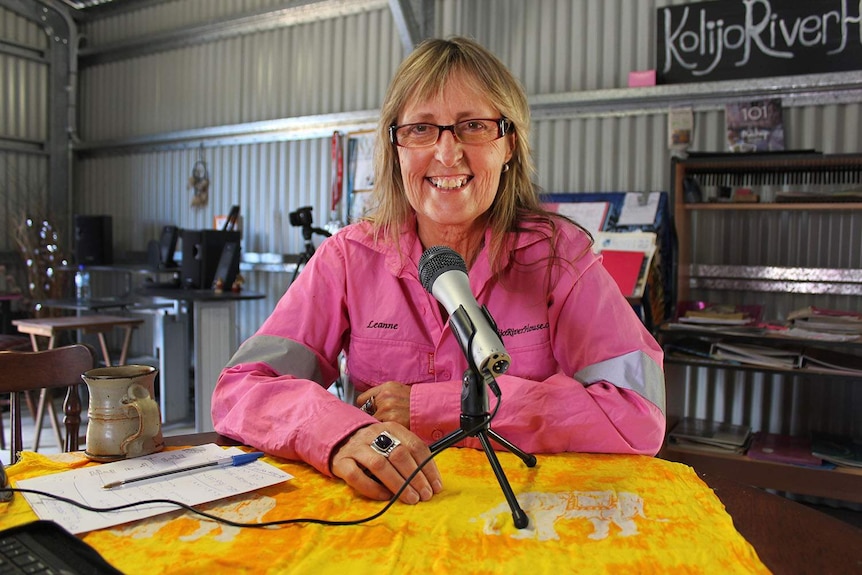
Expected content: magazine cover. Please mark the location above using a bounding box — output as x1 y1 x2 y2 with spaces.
725 99 784 152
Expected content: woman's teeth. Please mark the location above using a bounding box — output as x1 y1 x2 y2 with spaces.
430 176 468 189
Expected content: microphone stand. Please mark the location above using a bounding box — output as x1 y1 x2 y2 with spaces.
429 309 537 529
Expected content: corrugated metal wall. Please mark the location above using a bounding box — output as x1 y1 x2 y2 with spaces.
3 0 861 465
0 6 51 255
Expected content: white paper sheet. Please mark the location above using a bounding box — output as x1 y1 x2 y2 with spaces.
594 231 657 254
617 192 660 226
553 201 610 237
16 444 293 534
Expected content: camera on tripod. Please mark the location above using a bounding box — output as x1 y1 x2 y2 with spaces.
289 206 314 230
288 205 331 261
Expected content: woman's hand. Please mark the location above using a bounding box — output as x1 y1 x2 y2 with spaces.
355 381 412 428
330 423 443 504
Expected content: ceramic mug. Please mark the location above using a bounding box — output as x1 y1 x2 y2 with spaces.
82 365 165 462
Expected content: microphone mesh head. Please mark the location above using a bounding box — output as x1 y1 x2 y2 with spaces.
418 246 467 293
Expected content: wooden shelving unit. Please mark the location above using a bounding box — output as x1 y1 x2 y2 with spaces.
661 152 862 501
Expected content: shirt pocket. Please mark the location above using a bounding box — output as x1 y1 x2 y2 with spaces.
347 334 435 392
506 338 559 382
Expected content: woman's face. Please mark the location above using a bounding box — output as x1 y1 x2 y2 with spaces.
396 70 514 240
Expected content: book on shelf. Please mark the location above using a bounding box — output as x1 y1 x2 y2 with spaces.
673 302 762 327
746 432 826 468
810 433 862 469
708 342 802 370
668 417 752 453
787 306 862 336
664 337 714 361
668 437 748 455
800 348 862 376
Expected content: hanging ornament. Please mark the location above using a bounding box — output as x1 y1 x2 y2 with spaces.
189 143 210 208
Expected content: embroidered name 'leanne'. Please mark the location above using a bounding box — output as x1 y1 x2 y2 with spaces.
367 320 399 330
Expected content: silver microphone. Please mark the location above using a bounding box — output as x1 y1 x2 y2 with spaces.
418 246 510 377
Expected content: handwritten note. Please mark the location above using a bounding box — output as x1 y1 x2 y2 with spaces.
16 444 293 534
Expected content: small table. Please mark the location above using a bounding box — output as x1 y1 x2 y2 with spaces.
12 314 144 450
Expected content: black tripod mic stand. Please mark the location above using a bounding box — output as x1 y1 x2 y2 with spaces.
429 352 537 529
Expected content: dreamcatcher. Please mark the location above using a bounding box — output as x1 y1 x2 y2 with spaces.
188 144 210 207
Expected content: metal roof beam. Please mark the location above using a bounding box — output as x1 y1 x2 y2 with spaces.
388 0 433 52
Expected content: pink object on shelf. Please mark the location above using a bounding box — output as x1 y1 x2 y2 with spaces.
628 69 656 87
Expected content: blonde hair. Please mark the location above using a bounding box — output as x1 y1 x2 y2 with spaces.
366 36 570 274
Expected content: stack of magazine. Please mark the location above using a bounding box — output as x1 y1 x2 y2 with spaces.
668 417 752 454
810 433 862 469
786 306 862 340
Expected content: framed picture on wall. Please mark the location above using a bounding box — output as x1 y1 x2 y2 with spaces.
347 131 376 222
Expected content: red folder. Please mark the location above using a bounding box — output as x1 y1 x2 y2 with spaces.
600 250 644 297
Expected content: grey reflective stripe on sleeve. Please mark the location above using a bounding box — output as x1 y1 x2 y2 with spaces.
573 350 666 414
226 334 324 385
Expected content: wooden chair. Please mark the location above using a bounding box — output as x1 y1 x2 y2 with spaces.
0 344 96 464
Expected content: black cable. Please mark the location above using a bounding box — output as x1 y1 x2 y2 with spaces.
0 397 501 530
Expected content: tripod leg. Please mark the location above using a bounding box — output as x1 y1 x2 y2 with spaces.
477 431 529 529
486 429 537 467
429 428 468 453
290 253 309 286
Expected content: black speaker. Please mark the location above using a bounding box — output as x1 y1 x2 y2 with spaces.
74 215 113 265
180 229 241 289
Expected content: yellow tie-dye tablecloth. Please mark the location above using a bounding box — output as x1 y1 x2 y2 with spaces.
1 447 769 574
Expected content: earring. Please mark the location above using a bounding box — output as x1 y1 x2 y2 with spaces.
502 163 510 173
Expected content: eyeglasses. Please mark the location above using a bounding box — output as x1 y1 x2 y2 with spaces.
389 118 512 148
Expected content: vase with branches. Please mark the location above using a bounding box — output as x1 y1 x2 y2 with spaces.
1 172 71 318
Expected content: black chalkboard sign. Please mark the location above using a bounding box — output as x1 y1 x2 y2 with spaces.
657 0 862 84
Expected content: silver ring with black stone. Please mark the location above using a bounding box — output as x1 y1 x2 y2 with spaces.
370 431 401 458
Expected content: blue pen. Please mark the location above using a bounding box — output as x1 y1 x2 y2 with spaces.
102 452 265 489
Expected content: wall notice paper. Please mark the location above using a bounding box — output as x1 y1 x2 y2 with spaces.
16 444 293 534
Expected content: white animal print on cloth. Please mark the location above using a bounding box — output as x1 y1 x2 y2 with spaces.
107 493 277 542
473 490 647 541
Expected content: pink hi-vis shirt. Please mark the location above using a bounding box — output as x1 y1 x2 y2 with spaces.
212 219 666 476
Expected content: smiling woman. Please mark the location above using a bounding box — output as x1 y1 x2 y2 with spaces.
211 36 666 512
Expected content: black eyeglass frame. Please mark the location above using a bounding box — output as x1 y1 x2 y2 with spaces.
389 117 512 147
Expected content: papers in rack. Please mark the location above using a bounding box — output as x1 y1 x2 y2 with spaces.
594 231 657 299
551 201 609 238
617 192 661 226
16 444 293 534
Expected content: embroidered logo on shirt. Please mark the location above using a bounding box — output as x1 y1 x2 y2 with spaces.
366 320 399 330
498 322 550 338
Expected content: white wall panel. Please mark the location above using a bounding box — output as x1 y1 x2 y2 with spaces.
78 6 398 141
